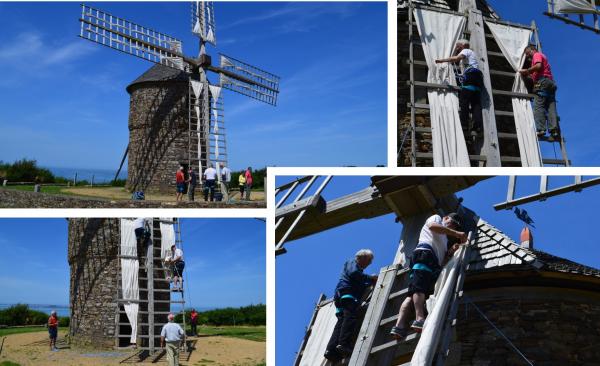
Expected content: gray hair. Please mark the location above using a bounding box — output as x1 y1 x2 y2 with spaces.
168 313 175 322
456 39 470 48
51 310 57 316
355 249 374 259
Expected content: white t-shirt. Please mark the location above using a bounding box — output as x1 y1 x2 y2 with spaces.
133 218 148 229
417 214 448 266
221 167 231 182
161 322 184 342
204 167 217 180
459 49 479 71
170 248 184 261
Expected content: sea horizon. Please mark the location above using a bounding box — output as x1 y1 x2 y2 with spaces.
45 165 127 184
0 303 222 317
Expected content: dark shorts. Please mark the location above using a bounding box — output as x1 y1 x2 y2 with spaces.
49 327 57 339
176 183 186 193
407 249 440 296
174 260 185 275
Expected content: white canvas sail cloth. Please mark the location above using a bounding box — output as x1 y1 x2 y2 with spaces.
411 246 465 365
209 85 223 178
120 219 140 344
190 80 206 174
299 301 337 366
487 22 543 167
555 0 598 13
159 218 176 259
414 8 470 167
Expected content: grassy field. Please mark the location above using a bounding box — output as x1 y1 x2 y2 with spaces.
0 361 21 366
190 325 266 342
0 326 48 337
0 185 73 195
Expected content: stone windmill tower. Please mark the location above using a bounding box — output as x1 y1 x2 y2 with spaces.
79 2 280 193
397 0 570 167
68 218 187 358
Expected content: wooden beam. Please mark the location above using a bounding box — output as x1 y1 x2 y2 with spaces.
468 9 501 166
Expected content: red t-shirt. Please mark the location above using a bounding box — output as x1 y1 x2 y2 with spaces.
531 52 553 82
245 170 253 185
176 170 185 183
191 311 198 322
48 315 58 328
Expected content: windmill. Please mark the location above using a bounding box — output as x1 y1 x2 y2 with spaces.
79 2 280 194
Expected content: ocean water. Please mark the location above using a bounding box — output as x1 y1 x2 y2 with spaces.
46 166 127 184
0 304 70 317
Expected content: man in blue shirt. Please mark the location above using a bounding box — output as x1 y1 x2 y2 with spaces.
161 313 185 366
324 249 378 361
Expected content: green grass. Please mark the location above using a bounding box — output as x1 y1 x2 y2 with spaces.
0 326 48 337
189 325 265 342
0 361 22 366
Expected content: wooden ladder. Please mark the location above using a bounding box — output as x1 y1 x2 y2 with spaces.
347 235 473 366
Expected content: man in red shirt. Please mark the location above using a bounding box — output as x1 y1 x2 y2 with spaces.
48 311 59 351
519 45 560 139
190 309 198 337
175 167 186 202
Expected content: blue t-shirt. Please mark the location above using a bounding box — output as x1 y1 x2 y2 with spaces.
334 259 372 300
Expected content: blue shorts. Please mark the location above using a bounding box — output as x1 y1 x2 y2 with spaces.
49 327 57 339
176 183 186 193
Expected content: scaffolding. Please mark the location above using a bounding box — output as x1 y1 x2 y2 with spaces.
398 0 570 167
116 218 189 363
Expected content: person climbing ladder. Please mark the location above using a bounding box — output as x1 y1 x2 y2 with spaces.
436 39 484 137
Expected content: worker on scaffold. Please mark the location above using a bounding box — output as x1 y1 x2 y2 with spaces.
324 249 378 362
390 213 467 339
519 45 560 140
165 244 185 291
436 39 484 138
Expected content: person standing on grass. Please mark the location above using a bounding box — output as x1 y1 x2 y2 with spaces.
161 313 185 366
390 213 467 340
238 171 246 199
186 167 198 202
203 164 217 202
244 167 253 201
220 163 231 195
175 167 186 202
190 309 199 337
48 310 59 351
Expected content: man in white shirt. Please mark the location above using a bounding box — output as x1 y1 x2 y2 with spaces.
390 213 467 339
165 244 185 291
220 163 231 195
435 39 484 135
202 164 217 202
160 313 185 366
133 218 151 246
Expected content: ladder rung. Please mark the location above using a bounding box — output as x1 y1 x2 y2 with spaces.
370 332 419 355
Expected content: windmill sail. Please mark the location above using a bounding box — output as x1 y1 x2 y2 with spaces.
192 1 217 45
79 4 187 70
217 54 280 106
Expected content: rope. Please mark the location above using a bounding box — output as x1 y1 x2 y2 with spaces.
464 296 534 366
398 128 411 161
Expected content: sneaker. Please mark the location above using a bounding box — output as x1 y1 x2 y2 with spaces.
390 326 408 339
411 319 425 332
537 131 546 138
550 129 561 139
335 344 353 357
323 349 342 362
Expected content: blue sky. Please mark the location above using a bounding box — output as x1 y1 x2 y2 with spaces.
0 2 388 171
275 175 600 364
0 218 265 309
486 0 600 165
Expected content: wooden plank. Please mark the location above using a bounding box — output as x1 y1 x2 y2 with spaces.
468 9 501 166
348 265 399 366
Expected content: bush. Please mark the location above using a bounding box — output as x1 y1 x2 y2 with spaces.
111 179 127 187
229 168 266 190
0 159 55 183
0 304 69 327
0 304 47 326
177 304 266 326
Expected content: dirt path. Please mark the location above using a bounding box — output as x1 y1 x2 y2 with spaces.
61 187 265 203
0 331 264 366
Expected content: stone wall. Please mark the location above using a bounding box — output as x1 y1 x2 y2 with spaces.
68 218 120 349
126 81 190 193
454 287 600 365
0 189 264 208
